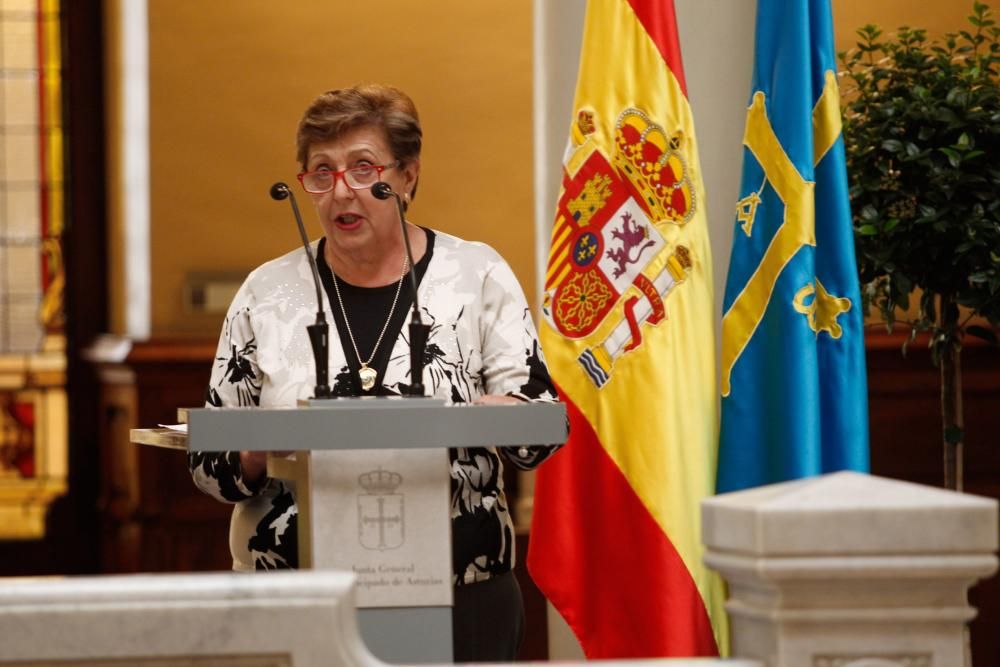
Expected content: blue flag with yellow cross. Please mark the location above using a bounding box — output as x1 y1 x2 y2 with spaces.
717 0 869 493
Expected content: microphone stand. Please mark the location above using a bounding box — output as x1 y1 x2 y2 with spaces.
372 182 429 397
270 182 331 398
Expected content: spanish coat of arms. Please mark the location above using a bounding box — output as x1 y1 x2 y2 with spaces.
542 108 697 388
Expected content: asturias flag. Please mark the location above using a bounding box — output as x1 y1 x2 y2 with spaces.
527 0 727 656
717 0 869 494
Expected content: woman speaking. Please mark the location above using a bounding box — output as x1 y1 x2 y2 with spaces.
188 84 562 661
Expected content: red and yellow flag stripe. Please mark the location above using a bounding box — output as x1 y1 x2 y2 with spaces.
529 0 727 657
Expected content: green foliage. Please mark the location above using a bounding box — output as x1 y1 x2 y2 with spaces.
839 2 1000 350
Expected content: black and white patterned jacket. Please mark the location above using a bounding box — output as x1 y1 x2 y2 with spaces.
188 230 561 584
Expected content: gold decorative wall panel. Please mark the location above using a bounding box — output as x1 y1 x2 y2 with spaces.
0 0 67 539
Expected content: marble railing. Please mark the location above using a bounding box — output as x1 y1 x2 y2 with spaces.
0 571 377 667
1 472 995 667
0 570 758 667
702 472 999 667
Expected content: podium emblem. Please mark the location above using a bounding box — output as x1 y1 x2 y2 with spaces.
357 468 405 551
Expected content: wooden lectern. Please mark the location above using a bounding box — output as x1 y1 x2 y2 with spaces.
133 397 566 664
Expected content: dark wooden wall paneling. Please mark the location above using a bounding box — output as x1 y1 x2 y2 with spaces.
867 331 1000 667
94 340 230 573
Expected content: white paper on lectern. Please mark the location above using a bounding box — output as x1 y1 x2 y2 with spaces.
307 448 452 608
157 423 188 432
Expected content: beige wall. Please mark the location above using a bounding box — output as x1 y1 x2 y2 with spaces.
145 0 534 336
832 0 976 324
833 0 976 55
134 0 978 337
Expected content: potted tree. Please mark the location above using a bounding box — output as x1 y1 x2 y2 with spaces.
839 1 1000 490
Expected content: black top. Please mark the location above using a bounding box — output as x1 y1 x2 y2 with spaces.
317 229 435 396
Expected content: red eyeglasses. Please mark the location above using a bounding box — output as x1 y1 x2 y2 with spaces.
297 161 399 194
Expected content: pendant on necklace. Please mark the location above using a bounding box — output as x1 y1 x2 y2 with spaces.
358 364 378 391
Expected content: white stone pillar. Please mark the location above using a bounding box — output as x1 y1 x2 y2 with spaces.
702 471 998 667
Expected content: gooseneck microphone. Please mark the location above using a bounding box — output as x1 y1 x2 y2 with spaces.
270 182 331 398
372 181 429 396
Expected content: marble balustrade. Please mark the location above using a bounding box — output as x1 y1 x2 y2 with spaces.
702 472 999 667
2 471 996 667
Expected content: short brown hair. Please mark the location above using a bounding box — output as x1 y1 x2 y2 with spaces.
295 84 422 169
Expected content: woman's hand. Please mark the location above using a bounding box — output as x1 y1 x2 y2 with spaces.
240 450 295 485
239 451 268 484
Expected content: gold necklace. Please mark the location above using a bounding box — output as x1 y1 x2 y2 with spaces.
330 255 409 391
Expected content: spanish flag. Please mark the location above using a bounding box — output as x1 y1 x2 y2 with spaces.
528 0 727 657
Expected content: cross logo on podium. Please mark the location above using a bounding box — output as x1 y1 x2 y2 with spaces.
357 468 405 551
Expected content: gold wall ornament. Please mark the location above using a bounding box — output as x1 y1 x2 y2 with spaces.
40 237 66 333
0 340 68 540
0 0 68 540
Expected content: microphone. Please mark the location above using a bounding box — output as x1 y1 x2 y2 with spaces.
270 182 331 398
269 182 290 201
371 181 429 396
